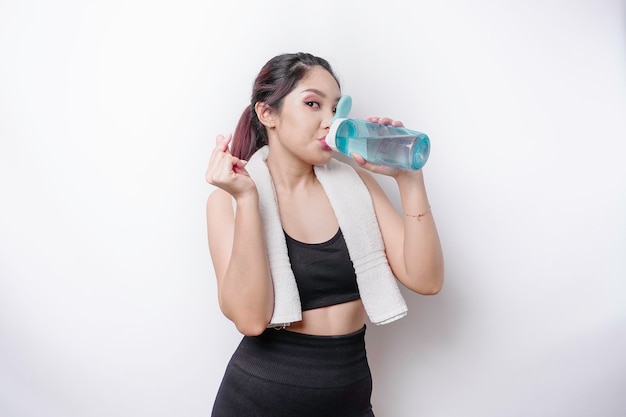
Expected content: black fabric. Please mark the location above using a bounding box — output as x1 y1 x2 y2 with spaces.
211 326 375 417
284 228 360 311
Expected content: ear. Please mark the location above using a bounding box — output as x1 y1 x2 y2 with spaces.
254 102 277 129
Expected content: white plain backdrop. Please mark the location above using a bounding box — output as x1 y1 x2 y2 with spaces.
1 1 625 416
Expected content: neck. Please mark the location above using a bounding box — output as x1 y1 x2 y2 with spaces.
265 149 317 192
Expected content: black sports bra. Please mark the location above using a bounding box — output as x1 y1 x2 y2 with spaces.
284 229 360 311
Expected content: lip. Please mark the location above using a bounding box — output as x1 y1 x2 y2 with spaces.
319 136 332 151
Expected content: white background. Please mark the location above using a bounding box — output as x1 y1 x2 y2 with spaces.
1 0 625 416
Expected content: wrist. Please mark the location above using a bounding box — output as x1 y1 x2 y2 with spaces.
233 189 259 207
394 169 425 188
405 205 432 221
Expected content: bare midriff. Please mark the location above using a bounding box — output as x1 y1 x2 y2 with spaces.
284 299 366 336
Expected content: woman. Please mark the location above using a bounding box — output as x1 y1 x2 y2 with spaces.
205 52 443 417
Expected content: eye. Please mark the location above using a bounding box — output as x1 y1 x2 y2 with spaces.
305 101 320 109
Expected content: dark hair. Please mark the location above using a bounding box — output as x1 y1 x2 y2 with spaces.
231 52 340 160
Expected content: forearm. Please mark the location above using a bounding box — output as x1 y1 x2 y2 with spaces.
220 194 274 335
396 172 444 294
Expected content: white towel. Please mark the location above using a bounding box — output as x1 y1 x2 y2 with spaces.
245 146 408 327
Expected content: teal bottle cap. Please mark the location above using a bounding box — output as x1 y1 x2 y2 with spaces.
332 95 352 122
327 95 352 151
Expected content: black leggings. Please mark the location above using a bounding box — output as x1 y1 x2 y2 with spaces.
211 325 375 417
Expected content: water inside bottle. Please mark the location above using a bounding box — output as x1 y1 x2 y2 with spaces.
369 135 418 168
336 135 420 168
335 136 366 156
333 119 430 170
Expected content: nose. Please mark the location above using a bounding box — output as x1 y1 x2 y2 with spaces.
321 113 333 130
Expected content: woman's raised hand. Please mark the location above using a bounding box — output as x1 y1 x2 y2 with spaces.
205 134 256 198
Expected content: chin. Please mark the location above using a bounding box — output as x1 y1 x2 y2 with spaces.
316 148 336 164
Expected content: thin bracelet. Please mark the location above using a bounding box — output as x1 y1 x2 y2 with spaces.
405 206 431 221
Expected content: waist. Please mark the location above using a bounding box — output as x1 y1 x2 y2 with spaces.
231 325 370 388
288 298 366 335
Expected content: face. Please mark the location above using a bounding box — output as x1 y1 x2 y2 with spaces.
267 66 341 165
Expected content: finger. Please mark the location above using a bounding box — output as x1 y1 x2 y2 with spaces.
215 133 231 145
350 153 398 175
209 133 233 166
207 143 225 172
233 163 250 176
351 153 367 166
207 144 234 183
208 153 240 184
231 159 248 175
215 133 233 152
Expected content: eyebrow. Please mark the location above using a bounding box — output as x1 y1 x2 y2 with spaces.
301 88 341 101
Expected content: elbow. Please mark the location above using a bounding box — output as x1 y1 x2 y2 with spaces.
406 270 444 295
402 258 444 295
404 280 442 295
420 283 443 295
220 309 269 336
236 322 268 337
219 296 271 336
421 264 444 295
232 316 269 336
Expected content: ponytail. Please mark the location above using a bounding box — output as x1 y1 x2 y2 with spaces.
231 104 267 161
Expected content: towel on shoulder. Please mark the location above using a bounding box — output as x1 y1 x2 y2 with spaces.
244 145 408 328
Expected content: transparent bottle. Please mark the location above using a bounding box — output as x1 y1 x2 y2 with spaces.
326 96 431 170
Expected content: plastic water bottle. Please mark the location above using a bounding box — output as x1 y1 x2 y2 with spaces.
325 96 430 170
